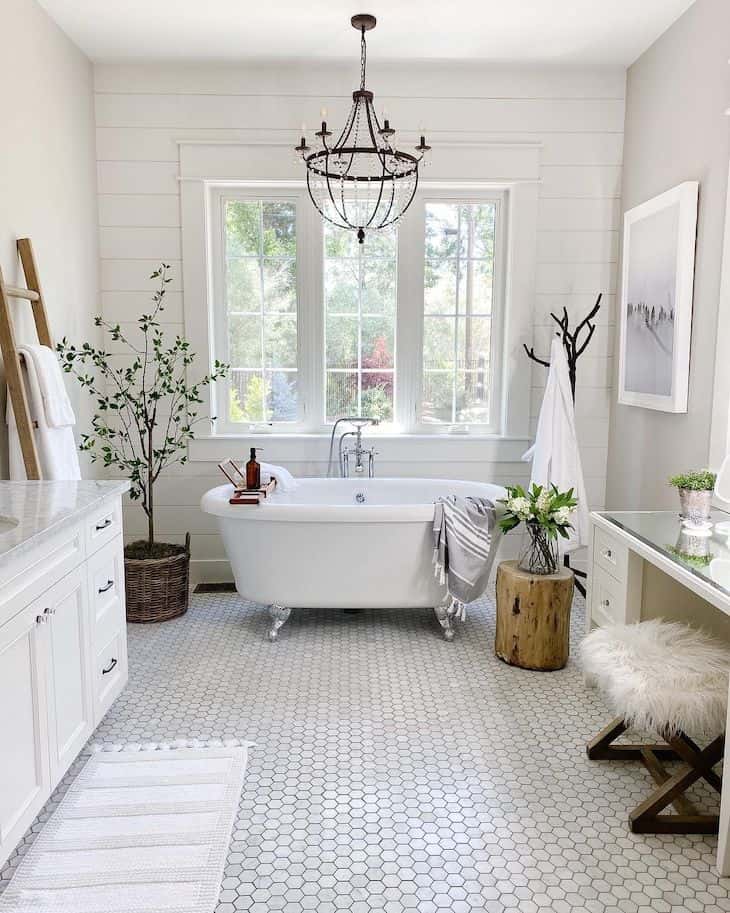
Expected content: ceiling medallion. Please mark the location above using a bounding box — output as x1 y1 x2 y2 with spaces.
295 13 431 244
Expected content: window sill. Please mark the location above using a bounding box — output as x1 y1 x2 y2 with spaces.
188 433 530 464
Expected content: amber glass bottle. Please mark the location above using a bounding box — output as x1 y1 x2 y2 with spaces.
245 447 261 490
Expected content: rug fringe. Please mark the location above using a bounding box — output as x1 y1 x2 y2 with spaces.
88 737 256 753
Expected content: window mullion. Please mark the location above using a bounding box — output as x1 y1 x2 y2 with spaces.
301 199 324 430
258 203 266 423
394 201 423 433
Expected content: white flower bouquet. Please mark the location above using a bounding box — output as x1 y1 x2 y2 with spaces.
499 483 578 574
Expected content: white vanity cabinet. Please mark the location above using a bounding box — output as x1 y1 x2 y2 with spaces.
0 600 52 862
0 484 128 868
586 516 643 630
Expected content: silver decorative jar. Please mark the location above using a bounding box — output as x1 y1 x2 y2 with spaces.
678 488 713 528
675 528 711 560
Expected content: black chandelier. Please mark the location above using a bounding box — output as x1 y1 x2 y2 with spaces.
295 14 431 244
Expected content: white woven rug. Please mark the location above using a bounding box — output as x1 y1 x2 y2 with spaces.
0 745 248 913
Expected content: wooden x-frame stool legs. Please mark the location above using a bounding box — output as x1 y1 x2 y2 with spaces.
587 717 724 835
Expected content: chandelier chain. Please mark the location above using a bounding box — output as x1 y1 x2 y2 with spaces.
360 28 367 90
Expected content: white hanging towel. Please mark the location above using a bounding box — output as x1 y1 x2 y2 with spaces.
30 343 77 428
522 336 589 554
7 345 81 480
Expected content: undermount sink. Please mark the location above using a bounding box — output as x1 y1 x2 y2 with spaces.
0 515 19 536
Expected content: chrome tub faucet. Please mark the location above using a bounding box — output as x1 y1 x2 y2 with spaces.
326 417 379 478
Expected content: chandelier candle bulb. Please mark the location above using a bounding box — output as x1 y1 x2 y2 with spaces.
295 12 429 244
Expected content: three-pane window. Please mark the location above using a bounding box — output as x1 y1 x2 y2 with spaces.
213 190 504 434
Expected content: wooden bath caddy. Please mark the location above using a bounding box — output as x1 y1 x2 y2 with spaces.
218 459 277 504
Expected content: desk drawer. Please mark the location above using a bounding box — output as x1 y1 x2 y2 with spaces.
594 527 628 583
590 565 626 626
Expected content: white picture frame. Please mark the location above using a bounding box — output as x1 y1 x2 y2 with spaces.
618 181 698 412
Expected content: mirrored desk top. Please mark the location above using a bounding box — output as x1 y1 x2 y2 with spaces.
599 509 730 599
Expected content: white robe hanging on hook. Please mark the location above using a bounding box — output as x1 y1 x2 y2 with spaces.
523 337 590 554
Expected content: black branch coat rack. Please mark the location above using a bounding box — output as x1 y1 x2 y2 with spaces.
523 292 603 597
524 292 602 403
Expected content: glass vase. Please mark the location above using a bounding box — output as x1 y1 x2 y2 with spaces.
518 521 559 575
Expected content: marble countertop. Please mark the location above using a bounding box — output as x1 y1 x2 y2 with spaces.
0 480 130 567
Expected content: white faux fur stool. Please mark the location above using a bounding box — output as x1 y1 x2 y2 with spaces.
581 619 730 835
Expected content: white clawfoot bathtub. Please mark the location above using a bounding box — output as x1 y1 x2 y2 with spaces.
201 478 506 641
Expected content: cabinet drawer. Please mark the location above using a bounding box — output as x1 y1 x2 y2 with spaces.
594 527 628 583
0 523 84 627
94 630 127 724
88 536 126 651
590 565 626 627
85 498 123 557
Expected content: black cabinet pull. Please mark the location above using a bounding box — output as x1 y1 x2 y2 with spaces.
102 658 117 675
95 518 112 531
98 579 114 594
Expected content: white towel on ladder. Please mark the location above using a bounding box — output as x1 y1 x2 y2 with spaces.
24 344 76 428
7 346 81 480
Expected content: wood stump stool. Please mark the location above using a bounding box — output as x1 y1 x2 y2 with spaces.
495 560 574 670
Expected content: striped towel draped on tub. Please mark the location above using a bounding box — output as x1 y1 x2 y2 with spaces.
433 496 497 619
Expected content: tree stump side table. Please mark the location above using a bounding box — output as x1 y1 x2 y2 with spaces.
495 560 574 671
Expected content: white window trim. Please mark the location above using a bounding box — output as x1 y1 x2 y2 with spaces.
209 186 320 435
181 165 537 462
400 189 507 436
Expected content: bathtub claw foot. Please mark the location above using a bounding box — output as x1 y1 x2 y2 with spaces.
267 604 291 641
434 603 457 642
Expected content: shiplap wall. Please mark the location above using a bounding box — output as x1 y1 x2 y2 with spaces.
93 61 624 581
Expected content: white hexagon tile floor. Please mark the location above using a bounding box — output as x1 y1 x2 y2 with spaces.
2 589 730 913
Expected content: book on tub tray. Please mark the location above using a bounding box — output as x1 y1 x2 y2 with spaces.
218 460 276 505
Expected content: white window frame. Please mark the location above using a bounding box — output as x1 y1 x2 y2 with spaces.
207 184 508 437
209 186 321 435
322 220 399 428
398 189 507 436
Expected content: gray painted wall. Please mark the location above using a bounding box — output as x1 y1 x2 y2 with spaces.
0 0 98 478
606 0 730 509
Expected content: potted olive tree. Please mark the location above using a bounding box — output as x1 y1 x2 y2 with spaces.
669 470 717 529
58 265 226 622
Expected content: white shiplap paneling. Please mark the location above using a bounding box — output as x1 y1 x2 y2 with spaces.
93 60 624 582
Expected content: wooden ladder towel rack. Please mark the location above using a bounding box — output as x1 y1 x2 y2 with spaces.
0 238 54 480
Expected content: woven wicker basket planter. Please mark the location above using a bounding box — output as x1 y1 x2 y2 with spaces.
124 533 190 623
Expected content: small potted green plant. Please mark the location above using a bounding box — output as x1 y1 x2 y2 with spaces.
58 264 227 622
499 483 578 575
669 470 716 529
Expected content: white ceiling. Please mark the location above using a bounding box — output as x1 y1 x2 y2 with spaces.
38 0 695 66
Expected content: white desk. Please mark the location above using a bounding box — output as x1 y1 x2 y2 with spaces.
588 509 730 876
